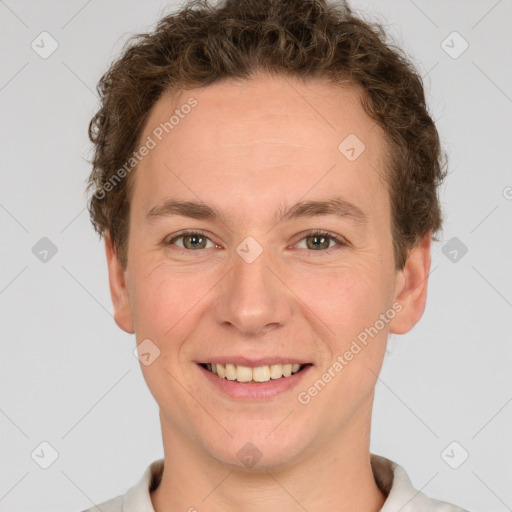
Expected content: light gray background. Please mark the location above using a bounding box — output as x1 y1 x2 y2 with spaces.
1 1 511 511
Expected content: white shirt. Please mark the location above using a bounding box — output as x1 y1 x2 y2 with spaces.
80 454 471 512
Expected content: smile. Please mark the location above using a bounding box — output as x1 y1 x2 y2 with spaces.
199 362 306 383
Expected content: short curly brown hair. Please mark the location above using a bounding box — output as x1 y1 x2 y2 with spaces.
86 0 447 270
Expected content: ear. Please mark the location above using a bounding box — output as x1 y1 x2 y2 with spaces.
104 231 134 334
389 233 432 335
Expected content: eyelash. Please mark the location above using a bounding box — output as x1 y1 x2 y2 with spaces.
166 229 347 254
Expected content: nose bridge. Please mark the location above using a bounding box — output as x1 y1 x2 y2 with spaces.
214 236 291 335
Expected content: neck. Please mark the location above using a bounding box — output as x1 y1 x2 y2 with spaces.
151 402 386 512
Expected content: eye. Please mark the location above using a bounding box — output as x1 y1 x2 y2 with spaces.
165 229 347 253
295 230 346 251
166 230 216 250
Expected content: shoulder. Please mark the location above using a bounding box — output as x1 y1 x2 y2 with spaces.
78 493 124 512
76 458 164 512
371 453 473 512
428 497 472 511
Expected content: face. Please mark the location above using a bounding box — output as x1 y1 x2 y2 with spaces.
106 74 430 470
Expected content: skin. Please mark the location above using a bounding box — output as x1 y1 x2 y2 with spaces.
105 73 431 512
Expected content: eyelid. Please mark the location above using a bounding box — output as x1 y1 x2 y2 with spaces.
291 229 348 250
166 229 218 249
166 229 348 252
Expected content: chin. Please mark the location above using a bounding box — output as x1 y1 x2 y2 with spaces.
199 421 311 471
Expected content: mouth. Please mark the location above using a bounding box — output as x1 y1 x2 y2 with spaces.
198 362 311 383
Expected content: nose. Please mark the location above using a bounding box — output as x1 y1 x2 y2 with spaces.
213 242 293 337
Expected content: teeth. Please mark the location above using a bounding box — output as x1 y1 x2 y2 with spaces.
269 364 283 379
207 363 304 382
236 365 253 383
225 363 237 381
253 365 271 382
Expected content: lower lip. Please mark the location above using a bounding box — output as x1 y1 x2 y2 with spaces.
197 364 312 400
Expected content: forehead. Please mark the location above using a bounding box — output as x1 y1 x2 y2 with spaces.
151 75 379 151
131 74 389 226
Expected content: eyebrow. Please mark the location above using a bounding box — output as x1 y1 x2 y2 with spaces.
146 196 368 226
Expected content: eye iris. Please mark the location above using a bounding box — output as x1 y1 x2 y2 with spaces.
183 234 207 249
307 235 330 250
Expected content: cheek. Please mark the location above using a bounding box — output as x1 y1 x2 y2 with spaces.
294 260 392 387
130 261 206 338
130 265 207 411
295 259 392 339
296 265 392 417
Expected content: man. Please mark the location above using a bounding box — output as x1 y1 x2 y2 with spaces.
83 0 470 510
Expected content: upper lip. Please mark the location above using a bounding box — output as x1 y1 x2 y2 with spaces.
197 357 312 368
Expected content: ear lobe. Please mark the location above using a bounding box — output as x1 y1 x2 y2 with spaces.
389 234 432 335
105 231 134 334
